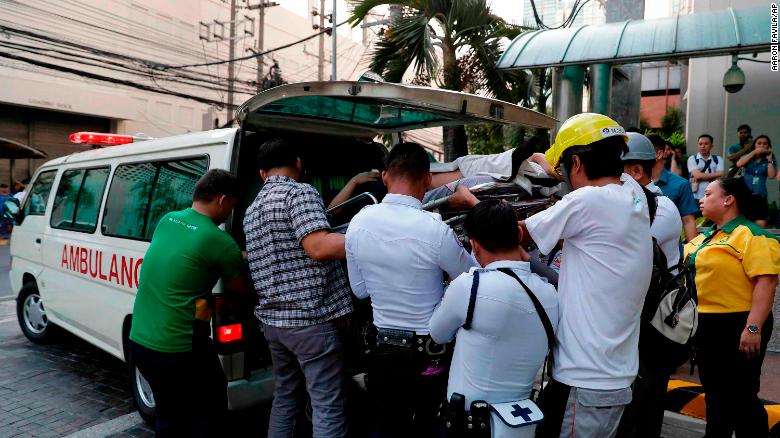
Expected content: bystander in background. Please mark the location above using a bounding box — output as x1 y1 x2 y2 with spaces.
736 134 775 227
727 124 754 168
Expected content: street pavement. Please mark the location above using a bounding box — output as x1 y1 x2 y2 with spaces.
0 243 776 437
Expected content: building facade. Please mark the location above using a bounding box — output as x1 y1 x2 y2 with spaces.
522 0 605 28
0 0 371 183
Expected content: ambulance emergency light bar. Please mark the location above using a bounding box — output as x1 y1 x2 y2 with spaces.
69 132 152 146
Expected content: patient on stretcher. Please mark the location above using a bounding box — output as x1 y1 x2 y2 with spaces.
328 145 561 211
424 148 560 206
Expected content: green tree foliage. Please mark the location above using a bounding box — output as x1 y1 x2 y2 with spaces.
660 107 683 137
348 0 540 161
466 124 506 155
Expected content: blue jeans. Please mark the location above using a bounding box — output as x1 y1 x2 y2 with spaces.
263 319 348 438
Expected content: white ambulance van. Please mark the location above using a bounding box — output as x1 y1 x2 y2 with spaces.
9 81 556 421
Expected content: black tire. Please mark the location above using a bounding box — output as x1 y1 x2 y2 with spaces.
124 330 157 428
16 282 54 344
126 340 157 426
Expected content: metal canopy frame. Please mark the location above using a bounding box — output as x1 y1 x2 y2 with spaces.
0 137 47 159
497 5 771 70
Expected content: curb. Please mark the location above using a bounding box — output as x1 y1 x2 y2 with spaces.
666 379 780 436
0 295 14 302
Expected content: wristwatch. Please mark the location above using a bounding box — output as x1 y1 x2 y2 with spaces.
747 323 760 334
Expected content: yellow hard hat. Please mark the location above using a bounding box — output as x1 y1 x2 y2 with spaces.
544 113 628 170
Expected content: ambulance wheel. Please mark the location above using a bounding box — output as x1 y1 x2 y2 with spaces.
17 283 54 344
128 347 157 425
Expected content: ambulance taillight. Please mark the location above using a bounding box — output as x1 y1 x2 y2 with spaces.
217 324 242 343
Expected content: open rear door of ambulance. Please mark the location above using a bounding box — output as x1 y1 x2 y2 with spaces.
236 80 557 136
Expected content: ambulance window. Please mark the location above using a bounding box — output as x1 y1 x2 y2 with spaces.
102 157 207 241
23 170 57 216
50 167 110 233
143 159 207 240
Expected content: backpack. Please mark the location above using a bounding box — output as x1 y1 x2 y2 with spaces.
694 155 719 173
639 238 698 371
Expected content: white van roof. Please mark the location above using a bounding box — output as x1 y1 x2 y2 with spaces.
40 128 238 169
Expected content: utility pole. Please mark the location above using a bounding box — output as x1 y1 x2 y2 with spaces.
227 0 237 122
331 0 336 81
317 0 325 80
247 2 278 92
257 4 264 93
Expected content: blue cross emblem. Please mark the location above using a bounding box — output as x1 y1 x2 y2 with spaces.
511 404 533 422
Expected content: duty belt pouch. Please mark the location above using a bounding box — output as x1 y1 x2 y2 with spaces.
375 328 415 352
466 401 491 438
440 395 494 438
441 393 465 437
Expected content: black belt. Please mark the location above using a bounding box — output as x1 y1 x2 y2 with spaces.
373 327 448 357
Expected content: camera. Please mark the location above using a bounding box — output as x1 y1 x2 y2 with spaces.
722 64 745 93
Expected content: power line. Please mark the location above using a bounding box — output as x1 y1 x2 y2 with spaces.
528 0 592 30
165 20 350 69
0 24 255 89
0 41 258 95
4 0 223 65
0 50 235 108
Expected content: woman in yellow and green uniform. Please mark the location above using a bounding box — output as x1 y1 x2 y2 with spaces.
684 177 780 437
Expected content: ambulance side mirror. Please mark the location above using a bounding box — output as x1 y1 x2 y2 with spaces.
4 197 21 225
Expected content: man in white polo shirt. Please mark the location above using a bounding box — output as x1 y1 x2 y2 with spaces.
687 134 724 202
518 113 653 438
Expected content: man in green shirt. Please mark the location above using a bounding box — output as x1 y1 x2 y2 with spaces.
130 169 246 437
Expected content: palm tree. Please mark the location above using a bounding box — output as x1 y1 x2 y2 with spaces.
349 0 531 161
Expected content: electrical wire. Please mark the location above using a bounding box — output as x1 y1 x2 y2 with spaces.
0 24 255 90
5 0 223 64
165 20 350 69
0 39 258 94
0 2 263 81
528 0 592 30
0 50 235 108
0 3 367 108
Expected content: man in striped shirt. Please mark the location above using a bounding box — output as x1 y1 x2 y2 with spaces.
244 138 352 438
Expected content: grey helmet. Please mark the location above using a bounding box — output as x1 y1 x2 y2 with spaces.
622 132 657 161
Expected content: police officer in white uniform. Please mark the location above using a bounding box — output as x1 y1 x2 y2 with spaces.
617 132 684 438
621 132 683 267
346 142 476 437
430 201 559 438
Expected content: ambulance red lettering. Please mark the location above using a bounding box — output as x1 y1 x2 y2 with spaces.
98 252 108 280
108 255 120 284
79 247 88 274
134 258 143 289
89 249 99 278
69 246 78 270
121 256 133 288
60 244 143 289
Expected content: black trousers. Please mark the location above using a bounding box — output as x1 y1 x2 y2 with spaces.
696 312 773 438
130 340 227 438
367 347 448 438
615 356 671 438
